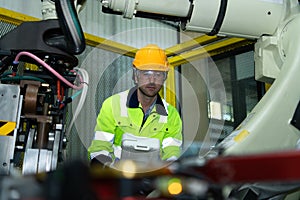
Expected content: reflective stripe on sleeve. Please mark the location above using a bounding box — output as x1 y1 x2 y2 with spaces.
162 137 182 148
166 156 178 161
94 131 115 143
113 145 122 159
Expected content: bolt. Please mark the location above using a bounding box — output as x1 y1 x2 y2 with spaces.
101 0 111 8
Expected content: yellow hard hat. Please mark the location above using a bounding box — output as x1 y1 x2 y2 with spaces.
133 44 169 72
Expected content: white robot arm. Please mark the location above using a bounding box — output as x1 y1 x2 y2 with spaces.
100 0 294 38
100 0 300 156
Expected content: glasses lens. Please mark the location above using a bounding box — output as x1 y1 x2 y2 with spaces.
140 70 165 80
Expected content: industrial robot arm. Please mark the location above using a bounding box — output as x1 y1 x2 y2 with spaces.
48 0 86 54
100 0 300 156
96 1 300 198
100 0 291 38
0 0 87 175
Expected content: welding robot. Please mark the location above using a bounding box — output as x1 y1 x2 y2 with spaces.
0 0 87 175
1 0 300 199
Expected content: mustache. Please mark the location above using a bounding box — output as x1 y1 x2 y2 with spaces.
144 83 156 87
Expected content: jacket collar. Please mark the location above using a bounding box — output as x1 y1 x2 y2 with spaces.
126 87 168 116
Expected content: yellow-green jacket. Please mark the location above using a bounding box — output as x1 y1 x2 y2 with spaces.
88 87 183 161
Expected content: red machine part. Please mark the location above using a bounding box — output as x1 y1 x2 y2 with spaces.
197 150 300 184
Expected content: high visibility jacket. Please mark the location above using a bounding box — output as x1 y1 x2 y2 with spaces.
88 87 183 161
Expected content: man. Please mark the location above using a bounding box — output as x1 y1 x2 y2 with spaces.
88 44 183 166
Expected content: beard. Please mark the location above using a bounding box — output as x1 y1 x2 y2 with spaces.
138 83 162 98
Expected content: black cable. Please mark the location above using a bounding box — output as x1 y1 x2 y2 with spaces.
54 0 86 54
207 0 228 36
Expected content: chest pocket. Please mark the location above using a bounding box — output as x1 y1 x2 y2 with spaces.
139 113 169 140
115 116 139 134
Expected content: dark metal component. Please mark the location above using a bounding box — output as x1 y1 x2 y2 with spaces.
291 100 300 130
0 19 78 67
37 103 50 149
23 84 40 114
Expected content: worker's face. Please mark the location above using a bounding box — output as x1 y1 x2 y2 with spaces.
135 70 166 97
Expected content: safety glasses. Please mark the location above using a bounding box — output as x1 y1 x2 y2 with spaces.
137 70 167 81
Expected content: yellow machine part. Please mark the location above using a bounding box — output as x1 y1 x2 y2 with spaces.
0 121 16 136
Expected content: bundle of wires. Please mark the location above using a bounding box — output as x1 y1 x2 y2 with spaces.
12 51 89 138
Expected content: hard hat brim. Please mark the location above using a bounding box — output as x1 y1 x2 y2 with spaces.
134 64 169 72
